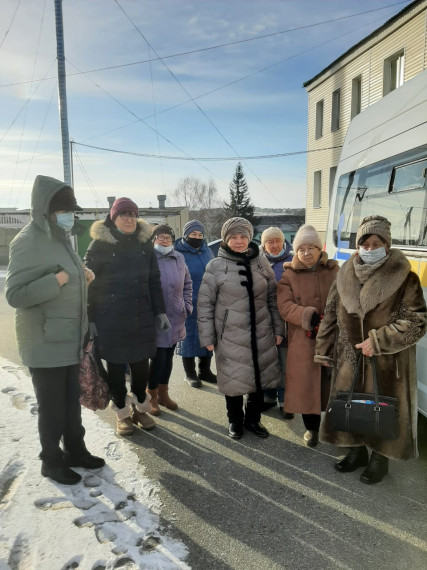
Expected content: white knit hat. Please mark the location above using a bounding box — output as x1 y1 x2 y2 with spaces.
292 224 322 252
261 227 284 247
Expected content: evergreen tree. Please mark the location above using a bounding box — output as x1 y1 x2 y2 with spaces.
224 162 257 227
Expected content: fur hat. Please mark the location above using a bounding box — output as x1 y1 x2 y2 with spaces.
356 215 391 248
221 217 253 243
261 226 284 247
293 224 322 252
151 224 175 241
110 197 139 222
183 219 204 237
49 186 82 213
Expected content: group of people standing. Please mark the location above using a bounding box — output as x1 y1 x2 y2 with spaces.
6 175 426 488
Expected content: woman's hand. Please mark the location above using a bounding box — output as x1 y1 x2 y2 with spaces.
275 335 283 346
84 267 95 285
206 345 215 352
55 270 69 287
355 338 374 357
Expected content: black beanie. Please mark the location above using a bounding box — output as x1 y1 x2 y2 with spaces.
49 187 82 213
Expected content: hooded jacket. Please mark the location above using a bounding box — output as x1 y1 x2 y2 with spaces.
315 249 426 459
85 217 165 363
6 175 88 368
197 243 284 396
174 238 214 358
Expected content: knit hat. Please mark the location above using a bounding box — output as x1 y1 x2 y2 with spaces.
151 224 175 241
49 186 82 213
356 215 391 248
292 224 322 252
221 217 253 243
183 219 204 237
261 226 284 248
110 197 139 222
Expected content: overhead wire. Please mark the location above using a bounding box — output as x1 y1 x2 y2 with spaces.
0 0 23 51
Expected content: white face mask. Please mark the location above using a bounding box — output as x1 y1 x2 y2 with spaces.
154 243 173 255
56 212 75 233
359 246 387 264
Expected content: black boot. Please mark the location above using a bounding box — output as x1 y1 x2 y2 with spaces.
198 356 217 383
182 357 201 388
335 446 369 473
360 451 389 485
41 463 82 485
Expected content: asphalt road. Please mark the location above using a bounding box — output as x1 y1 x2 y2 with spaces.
1 272 427 569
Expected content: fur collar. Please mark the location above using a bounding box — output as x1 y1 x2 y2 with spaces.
337 249 411 318
283 250 337 272
89 218 152 245
219 241 260 261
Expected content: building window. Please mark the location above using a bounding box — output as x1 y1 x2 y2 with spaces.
315 99 324 139
351 76 362 119
313 170 322 208
383 50 404 95
329 166 337 200
331 89 340 131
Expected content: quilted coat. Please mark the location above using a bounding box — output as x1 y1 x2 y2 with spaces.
6 175 88 368
315 249 426 460
84 217 165 363
174 238 214 358
154 248 193 348
277 252 339 414
197 243 284 397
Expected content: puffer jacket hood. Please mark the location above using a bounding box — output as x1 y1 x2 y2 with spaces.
30 175 74 235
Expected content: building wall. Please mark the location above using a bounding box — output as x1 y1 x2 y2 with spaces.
305 0 427 239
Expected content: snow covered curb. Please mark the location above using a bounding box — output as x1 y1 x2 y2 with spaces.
0 357 189 569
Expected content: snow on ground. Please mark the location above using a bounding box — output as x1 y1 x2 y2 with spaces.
0 356 190 570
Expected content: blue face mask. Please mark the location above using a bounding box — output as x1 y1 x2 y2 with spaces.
359 246 387 264
56 212 75 233
268 248 286 259
154 243 173 255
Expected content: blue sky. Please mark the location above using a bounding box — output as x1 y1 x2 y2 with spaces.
0 0 413 210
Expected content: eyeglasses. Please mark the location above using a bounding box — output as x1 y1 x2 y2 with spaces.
118 212 137 220
298 246 318 255
156 235 173 243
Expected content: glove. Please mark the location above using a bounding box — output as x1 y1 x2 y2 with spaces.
156 313 171 332
89 322 98 338
310 312 321 328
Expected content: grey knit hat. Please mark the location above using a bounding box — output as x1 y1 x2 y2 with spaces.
221 217 253 243
292 224 322 252
356 215 391 248
261 226 284 247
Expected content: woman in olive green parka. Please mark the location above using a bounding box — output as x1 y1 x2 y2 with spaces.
6 175 105 485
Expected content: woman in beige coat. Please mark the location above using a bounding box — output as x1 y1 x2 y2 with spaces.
198 217 284 440
277 225 339 447
315 216 426 484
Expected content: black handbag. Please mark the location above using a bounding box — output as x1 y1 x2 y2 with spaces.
327 354 399 440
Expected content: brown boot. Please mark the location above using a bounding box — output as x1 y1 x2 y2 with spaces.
131 403 156 430
147 388 161 416
158 384 178 410
116 416 134 436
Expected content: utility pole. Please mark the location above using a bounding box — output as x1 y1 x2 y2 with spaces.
54 0 71 185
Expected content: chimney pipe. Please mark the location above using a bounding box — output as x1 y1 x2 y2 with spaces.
157 194 166 208
107 196 116 207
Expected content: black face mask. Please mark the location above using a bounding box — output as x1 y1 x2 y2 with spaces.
186 237 203 249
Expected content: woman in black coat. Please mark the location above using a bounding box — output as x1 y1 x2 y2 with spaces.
85 197 169 436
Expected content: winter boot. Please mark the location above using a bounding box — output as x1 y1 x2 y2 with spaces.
111 400 134 436
182 357 201 388
360 451 389 485
303 430 319 447
158 383 178 410
335 445 369 473
198 356 217 384
131 393 156 430
147 388 161 416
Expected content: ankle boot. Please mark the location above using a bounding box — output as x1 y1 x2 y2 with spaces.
198 356 217 383
158 384 178 410
360 451 388 484
112 401 134 436
335 445 369 473
147 388 161 416
182 357 201 388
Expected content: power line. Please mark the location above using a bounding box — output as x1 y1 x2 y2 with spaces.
0 1 410 89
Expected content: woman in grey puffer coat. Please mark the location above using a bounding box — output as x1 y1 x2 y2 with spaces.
198 217 284 440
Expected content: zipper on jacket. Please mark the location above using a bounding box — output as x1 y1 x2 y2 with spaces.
220 309 229 339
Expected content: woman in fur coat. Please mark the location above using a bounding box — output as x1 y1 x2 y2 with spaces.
85 198 170 436
315 216 426 484
277 224 339 447
197 217 284 440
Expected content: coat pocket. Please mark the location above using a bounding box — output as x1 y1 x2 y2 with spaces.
44 317 79 343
